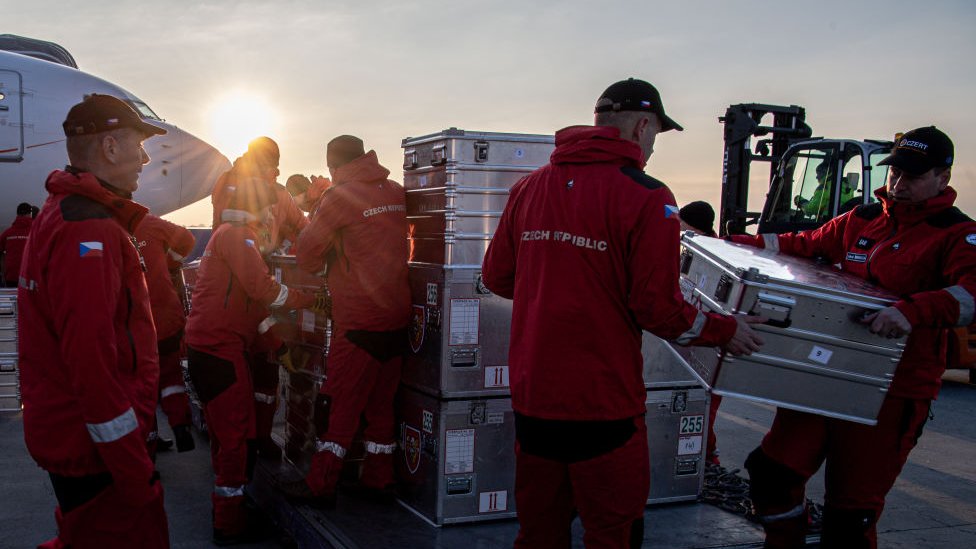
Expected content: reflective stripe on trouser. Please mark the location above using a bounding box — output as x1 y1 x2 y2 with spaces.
199 347 255 532
159 348 191 428
248 349 280 444
47 479 169 549
755 396 930 549
310 330 402 493
514 417 649 549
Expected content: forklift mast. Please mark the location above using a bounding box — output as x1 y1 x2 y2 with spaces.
718 104 812 236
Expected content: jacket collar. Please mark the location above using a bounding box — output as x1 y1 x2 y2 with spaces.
550 125 646 169
46 167 148 233
875 185 958 225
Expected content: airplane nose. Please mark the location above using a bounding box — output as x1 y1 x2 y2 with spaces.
137 123 230 217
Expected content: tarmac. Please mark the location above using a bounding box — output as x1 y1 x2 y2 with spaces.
2 370 974 548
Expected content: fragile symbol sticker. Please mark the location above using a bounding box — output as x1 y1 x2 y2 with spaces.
808 346 833 365
479 490 508 513
678 435 703 456
484 366 509 388
445 429 475 474
449 299 480 346
301 310 316 333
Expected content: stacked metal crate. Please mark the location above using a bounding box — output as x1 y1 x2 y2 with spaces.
398 129 554 525
0 289 19 412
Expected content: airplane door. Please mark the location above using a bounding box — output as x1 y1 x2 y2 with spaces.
0 70 23 161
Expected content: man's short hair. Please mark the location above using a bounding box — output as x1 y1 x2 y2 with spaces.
16 202 32 216
65 131 114 166
285 174 312 196
327 135 365 170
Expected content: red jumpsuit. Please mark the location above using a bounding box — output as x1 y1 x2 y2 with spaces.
134 214 195 433
184 216 313 536
295 150 411 496
482 126 737 548
19 168 168 548
0 214 32 286
732 187 976 548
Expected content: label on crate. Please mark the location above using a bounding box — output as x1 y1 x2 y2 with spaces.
409 305 426 353
485 412 504 425
301 310 316 333
422 410 434 434
677 435 703 456
403 425 422 474
484 366 509 388
479 490 508 513
808 346 833 365
679 415 705 435
449 299 480 346
445 428 475 474
274 267 282 284
426 283 438 306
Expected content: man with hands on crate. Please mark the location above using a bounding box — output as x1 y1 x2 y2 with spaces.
482 78 765 549
184 171 318 545
730 126 976 549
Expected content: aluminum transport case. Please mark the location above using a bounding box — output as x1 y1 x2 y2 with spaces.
403 265 512 398
395 387 516 525
402 128 554 267
0 289 20 412
645 386 709 504
676 233 907 425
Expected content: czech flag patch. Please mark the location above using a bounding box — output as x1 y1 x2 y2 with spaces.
79 241 104 257
245 239 255 248
664 204 681 219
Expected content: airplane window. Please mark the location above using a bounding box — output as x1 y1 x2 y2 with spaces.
128 100 162 121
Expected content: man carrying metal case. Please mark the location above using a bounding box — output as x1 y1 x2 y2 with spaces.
134 213 196 453
732 126 976 549
185 172 316 544
481 78 764 548
18 94 169 548
284 135 411 506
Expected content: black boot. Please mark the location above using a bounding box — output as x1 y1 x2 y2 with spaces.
173 424 195 452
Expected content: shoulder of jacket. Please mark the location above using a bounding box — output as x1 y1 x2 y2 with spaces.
59 194 112 222
925 206 974 229
619 166 665 191
853 202 884 220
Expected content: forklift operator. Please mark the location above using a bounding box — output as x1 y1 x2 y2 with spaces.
732 126 976 549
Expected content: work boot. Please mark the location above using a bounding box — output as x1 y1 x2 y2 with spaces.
156 436 174 452
278 478 336 509
173 424 195 452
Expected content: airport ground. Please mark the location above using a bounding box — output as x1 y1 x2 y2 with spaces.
2 371 974 548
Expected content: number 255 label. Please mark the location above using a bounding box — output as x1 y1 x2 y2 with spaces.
679 415 704 435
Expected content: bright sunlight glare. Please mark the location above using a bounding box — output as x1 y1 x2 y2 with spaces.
207 91 277 159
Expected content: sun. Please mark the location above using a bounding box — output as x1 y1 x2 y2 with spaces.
207 91 277 159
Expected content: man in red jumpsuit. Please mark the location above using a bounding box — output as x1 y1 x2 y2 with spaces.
186 170 316 544
212 137 309 459
284 135 411 505
481 78 764 548
732 126 976 549
18 93 169 548
135 213 196 452
1 202 33 287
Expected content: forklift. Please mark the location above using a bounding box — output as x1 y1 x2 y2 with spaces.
717 103 976 380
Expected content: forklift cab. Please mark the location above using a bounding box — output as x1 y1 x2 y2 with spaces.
758 139 892 234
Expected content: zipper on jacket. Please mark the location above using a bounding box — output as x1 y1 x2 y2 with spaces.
125 287 137 373
865 219 899 282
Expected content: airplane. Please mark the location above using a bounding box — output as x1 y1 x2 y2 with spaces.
0 35 229 229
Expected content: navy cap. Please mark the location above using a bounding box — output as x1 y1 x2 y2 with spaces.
878 126 953 176
595 78 683 131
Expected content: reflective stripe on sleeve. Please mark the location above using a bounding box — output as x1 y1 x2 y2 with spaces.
315 440 347 458
214 485 245 498
160 385 186 399
946 285 975 326
364 441 396 455
675 311 708 345
757 503 805 523
761 234 780 253
86 408 138 443
270 285 289 308
254 392 276 404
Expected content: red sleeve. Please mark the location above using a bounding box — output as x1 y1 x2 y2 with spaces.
895 223 976 328
734 212 853 263
47 221 154 493
295 190 351 274
629 189 737 346
481 180 524 300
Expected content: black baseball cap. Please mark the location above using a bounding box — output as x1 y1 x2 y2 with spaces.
878 126 953 176
62 93 167 138
595 78 683 131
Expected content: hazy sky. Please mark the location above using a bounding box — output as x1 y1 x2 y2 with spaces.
10 0 976 225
